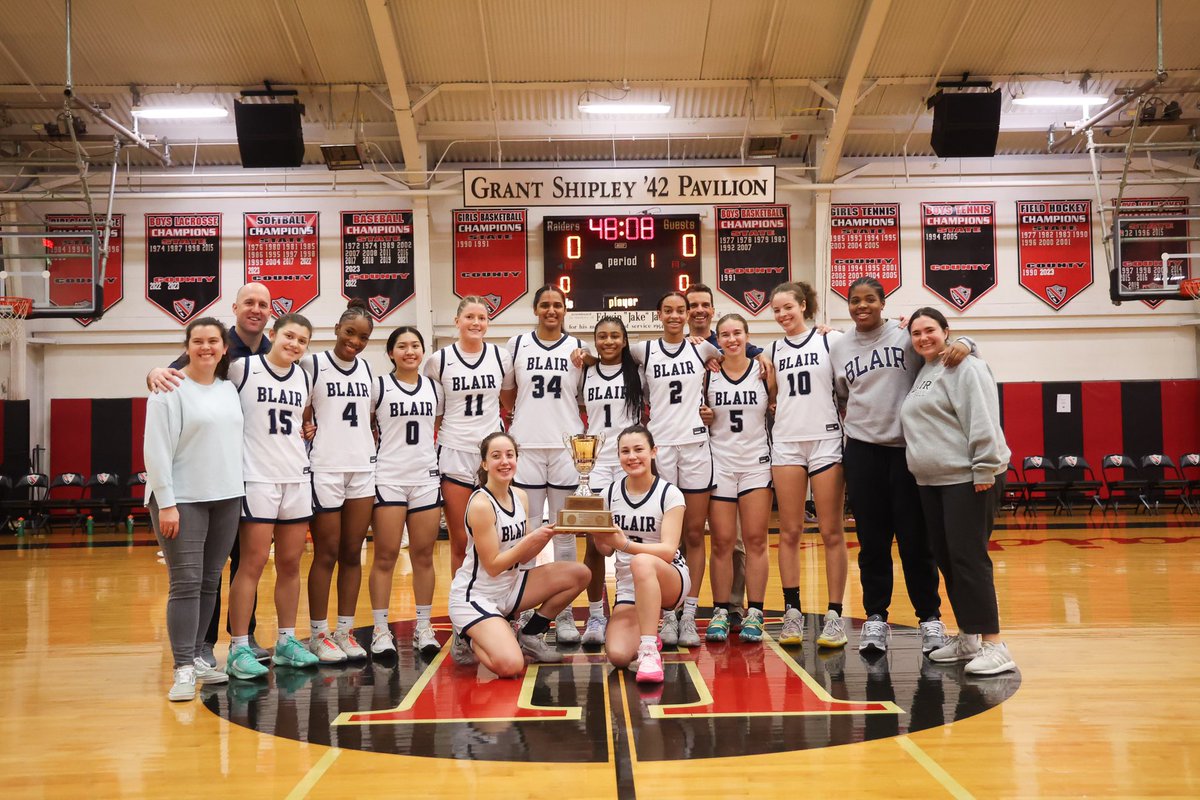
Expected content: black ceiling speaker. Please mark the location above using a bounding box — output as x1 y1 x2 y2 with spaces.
234 101 306 168
929 90 1002 158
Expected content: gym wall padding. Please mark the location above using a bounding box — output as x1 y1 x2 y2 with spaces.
0 400 31 476
49 398 146 481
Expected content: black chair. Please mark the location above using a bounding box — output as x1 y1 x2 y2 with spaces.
1001 464 1027 514
1021 455 1066 513
1139 454 1191 514
12 472 50 533
1101 454 1149 513
1181 453 1200 515
43 472 92 532
114 471 149 529
1056 455 1103 513
86 472 124 529
0 475 14 531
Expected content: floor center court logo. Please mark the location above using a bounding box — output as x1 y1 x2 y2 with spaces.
202 614 1019 763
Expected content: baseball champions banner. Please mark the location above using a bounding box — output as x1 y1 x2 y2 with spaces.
45 213 124 326
829 203 901 299
452 209 528 316
1015 200 1093 310
341 210 415 321
1115 196 1190 309
145 212 221 324
243 211 319 317
715 205 790 314
921 201 997 311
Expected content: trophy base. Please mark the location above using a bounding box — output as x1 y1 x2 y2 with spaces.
556 495 613 533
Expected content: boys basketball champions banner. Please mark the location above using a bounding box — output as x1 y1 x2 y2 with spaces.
452 209 528 315
1015 200 1093 310
341 211 414 321
45 213 124 326
243 212 319 317
829 203 901 299
714 205 789 314
921 201 997 311
144 213 221 324
1115 196 1190 309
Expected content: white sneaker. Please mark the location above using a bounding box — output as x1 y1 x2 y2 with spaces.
412 623 440 656
816 611 848 648
858 615 891 652
778 608 805 645
581 615 607 647
192 657 229 685
168 665 196 702
554 607 581 644
518 632 563 663
964 641 1016 675
929 633 982 663
451 632 477 666
307 631 349 663
919 619 949 654
332 629 368 660
370 627 396 655
677 613 701 647
659 611 679 646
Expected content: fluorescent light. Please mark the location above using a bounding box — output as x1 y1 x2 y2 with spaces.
579 102 671 115
132 107 229 119
1012 95 1108 107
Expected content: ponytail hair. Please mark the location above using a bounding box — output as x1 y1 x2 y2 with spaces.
476 431 519 487
272 312 313 335
617 424 658 477
339 297 374 331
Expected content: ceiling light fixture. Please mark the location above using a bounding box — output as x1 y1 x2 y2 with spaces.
131 107 229 120
578 102 671 115
1011 95 1108 107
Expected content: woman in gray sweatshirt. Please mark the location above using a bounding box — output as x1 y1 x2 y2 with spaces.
900 307 1016 676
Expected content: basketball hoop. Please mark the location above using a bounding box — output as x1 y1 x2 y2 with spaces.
1182 277 1200 300
0 297 32 347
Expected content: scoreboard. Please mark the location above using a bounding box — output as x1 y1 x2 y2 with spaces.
542 214 702 312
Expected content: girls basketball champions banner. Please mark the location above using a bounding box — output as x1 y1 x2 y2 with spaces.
1015 200 1093 310
45 213 124 326
341 211 414 321
829 203 901 298
243 211 319 317
145 213 221 324
921 201 997 311
452 209 528 316
714 205 789 314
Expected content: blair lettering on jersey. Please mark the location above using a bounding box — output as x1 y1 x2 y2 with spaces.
388 400 435 417
844 347 906 384
653 362 696 378
257 386 304 407
613 513 657 533
711 388 760 406
776 352 820 370
326 381 371 397
587 384 625 401
452 374 497 391
499 519 526 543
526 356 569 372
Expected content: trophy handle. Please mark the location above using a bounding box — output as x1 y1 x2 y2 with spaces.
563 434 575 452
596 432 606 458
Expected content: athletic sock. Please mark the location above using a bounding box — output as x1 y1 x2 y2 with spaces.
336 615 355 633
640 635 658 649
589 600 606 619
277 628 295 645
521 612 552 636
682 597 698 618
415 605 432 626
748 601 764 613
828 602 844 617
714 601 731 613
311 619 329 638
231 635 249 650
372 609 389 630
783 587 801 612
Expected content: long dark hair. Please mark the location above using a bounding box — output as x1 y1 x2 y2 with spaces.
180 317 231 380
617 424 658 477
476 431 519 487
385 325 425 368
594 316 645 423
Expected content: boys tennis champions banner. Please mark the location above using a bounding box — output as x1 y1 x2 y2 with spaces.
921 201 997 311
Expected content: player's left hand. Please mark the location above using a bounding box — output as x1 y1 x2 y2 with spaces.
301 421 317 441
974 480 994 492
940 340 970 367
699 405 715 425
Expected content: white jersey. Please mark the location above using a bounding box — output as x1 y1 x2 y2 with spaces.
425 343 511 453
606 476 687 588
705 360 771 471
450 486 528 604
374 374 443 486
228 355 311 483
304 351 377 472
636 338 719 446
579 363 641 467
770 329 843 442
503 331 585 448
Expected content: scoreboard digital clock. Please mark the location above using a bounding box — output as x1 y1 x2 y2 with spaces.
542 214 702 312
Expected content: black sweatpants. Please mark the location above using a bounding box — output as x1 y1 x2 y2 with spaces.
917 479 1003 635
843 438 941 621
205 529 257 644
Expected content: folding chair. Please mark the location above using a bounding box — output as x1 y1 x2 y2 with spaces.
1101 454 1149 513
1056 455 1103 513
1139 454 1190 514
1001 464 1027 514
1021 455 1066 513
44 472 92 532
86 472 124 529
12 473 50 532
1181 453 1200 515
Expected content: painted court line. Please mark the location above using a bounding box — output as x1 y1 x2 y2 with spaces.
285 747 342 800
896 736 974 799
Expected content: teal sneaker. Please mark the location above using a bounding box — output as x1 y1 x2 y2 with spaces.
739 608 765 642
705 608 730 642
272 635 320 668
227 644 269 679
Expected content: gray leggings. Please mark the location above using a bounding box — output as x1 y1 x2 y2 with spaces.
150 497 241 667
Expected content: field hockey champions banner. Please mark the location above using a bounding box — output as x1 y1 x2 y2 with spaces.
714 205 789 314
45 213 124 326
829 203 901 299
921 201 997 311
144 213 221 324
452 209 528 316
1015 200 1093 310
341 211 414 321
243 212 319 317
1115 196 1190 309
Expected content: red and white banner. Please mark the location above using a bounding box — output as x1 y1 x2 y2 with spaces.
1015 200 1093 310
243 211 319 317
341 210 415 321
920 201 997 312
453 209 528 316
45 213 124 326
1116 196 1190 309
715 205 790 315
830 203 901 299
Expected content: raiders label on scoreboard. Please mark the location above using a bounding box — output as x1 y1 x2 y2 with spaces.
145 213 221 324
244 211 319 317
921 201 997 311
341 210 414 321
1015 200 1093 310
829 203 901 299
715 205 790 315
452 209 528 316
1115 196 1190 309
45 213 124 326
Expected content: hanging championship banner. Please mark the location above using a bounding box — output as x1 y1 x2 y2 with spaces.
1115 196 1190 309
452 209 528 316
244 211 319 317
45 213 124 326
829 203 901 299
1015 200 1093 310
921 201 997 311
715 205 789 315
341 210 414 321
145 213 221 324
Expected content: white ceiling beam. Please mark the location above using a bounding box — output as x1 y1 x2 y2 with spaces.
363 0 427 182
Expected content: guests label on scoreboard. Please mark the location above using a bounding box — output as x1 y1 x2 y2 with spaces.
244 211 319 317
145 213 221 324
920 202 997 311
463 166 775 207
1015 200 1093 310
715 205 790 315
829 203 901 299
341 211 414 321
453 209 528 316
45 213 124 326
1115 196 1190 309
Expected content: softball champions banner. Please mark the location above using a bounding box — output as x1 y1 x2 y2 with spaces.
921 201 997 311
1115 196 1190 309
829 203 901 299
341 211 414 321
452 209 528 316
145 213 221 324
715 205 789 314
1015 200 1093 310
244 212 319 317
45 213 124 326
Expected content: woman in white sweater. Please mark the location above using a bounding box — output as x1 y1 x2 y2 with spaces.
144 318 245 701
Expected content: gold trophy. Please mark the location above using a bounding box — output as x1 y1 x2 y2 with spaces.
556 433 614 533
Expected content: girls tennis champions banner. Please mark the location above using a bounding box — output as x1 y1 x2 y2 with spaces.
830 203 901 299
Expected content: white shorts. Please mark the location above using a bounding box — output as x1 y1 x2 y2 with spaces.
588 461 623 494
241 481 312 524
448 572 529 637
311 470 376 512
772 438 843 475
614 559 690 609
711 465 773 502
438 446 479 488
655 441 714 493
514 447 578 491
374 482 442 513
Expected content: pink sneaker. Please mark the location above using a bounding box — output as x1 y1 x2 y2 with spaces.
635 644 664 683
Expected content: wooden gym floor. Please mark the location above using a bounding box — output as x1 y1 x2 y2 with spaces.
3 508 1199 799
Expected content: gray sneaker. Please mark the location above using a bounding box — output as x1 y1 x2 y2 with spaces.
580 615 607 647
659 610 679 646
964 641 1016 675
858 615 891 652
816 611 848 648
197 642 218 668
918 619 949 654
929 633 982 663
553 607 581 645
192 657 230 685
518 632 563 663
677 613 701 647
778 607 805 645
246 634 270 662
450 632 477 666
